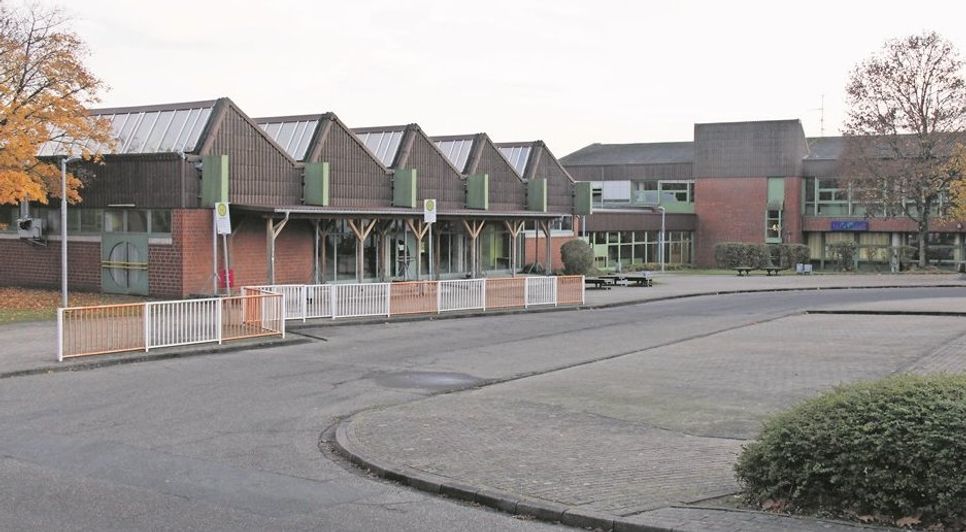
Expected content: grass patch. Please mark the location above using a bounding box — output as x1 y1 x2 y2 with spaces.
0 287 145 324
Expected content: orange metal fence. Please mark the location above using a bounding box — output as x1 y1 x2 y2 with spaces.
58 291 284 361
59 303 146 359
484 277 527 309
556 275 585 305
389 281 438 316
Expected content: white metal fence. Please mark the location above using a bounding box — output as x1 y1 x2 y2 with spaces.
439 279 486 312
58 290 285 361
248 276 584 322
525 276 557 307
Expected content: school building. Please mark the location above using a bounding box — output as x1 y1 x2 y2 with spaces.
562 119 966 270
0 97 586 297
3 105 964 299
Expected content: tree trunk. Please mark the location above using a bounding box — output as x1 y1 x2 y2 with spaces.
918 201 930 268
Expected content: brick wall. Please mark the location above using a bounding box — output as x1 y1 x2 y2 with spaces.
524 233 574 271
694 177 768 267
176 209 216 297
0 238 100 292
782 176 803 244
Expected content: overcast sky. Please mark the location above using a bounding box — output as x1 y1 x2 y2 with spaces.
33 0 966 156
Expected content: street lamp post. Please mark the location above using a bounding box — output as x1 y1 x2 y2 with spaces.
61 156 81 308
657 206 666 272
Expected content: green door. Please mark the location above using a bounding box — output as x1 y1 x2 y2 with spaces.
101 233 149 295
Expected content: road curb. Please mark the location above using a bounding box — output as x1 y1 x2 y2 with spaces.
0 337 312 380
334 414 898 532
333 416 661 532
290 283 966 331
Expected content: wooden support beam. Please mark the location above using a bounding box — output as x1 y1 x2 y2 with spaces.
504 220 525 276
539 220 552 274
461 219 485 277
347 219 377 282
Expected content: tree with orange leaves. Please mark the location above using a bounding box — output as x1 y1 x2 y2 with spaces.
0 3 113 206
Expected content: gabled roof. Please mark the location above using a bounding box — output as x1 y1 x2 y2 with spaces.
432 134 476 174
495 142 533 177
561 142 694 166
352 125 407 167
254 114 322 161
39 99 218 156
496 141 576 184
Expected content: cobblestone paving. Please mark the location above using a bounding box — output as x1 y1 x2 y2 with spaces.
346 314 966 525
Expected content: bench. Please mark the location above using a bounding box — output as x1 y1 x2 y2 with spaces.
736 268 780 276
624 273 654 287
585 277 611 289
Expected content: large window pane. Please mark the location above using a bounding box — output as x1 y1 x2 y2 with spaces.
151 210 171 234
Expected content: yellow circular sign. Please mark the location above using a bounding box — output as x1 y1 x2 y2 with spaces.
217 203 228 216
424 199 435 211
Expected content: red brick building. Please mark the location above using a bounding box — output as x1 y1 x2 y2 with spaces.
562 119 966 269
1 98 583 298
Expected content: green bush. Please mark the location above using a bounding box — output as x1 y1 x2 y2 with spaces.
715 242 764 269
779 243 810 269
560 239 595 275
827 241 857 271
735 374 966 527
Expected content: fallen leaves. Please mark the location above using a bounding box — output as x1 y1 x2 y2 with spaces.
0 287 143 323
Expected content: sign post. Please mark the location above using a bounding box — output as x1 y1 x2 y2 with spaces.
424 199 436 280
214 202 232 293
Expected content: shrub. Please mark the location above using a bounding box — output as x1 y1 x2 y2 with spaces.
715 242 762 269
827 241 857 271
735 374 966 528
779 243 810 269
560 239 595 275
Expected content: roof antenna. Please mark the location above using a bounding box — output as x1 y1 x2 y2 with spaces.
810 95 825 136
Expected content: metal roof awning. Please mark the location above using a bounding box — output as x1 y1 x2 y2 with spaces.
233 204 570 220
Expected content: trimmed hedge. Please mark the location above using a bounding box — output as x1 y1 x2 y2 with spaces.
560 239 595 275
735 374 966 528
827 241 858 271
714 242 811 271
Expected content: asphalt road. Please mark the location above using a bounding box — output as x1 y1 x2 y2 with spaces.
0 287 962 531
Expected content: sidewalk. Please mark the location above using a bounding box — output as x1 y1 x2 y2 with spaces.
334 279 966 532
2 273 963 377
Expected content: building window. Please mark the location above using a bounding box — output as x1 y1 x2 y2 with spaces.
659 181 693 203
103 209 171 235
766 210 782 242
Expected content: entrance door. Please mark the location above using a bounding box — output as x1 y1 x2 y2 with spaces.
101 233 149 295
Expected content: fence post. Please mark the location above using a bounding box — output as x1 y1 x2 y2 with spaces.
216 298 223 345
524 277 529 309
143 303 151 352
553 277 558 307
301 285 307 322
481 278 487 311
436 281 442 314
331 284 338 320
386 283 392 317
581 274 586 304
279 294 286 339
57 308 64 362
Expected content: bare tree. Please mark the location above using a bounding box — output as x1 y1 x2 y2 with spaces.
842 31 966 268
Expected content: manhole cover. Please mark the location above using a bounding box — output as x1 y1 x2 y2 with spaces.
372 371 481 391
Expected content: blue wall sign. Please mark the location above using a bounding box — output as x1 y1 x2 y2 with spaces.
830 220 869 231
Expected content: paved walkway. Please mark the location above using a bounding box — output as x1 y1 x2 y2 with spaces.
2 273 964 377
336 297 966 531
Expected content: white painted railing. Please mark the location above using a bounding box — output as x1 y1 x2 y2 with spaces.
146 298 220 349
332 283 390 318
249 275 583 322
305 284 333 319
439 279 487 312
57 291 285 361
525 277 557 307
